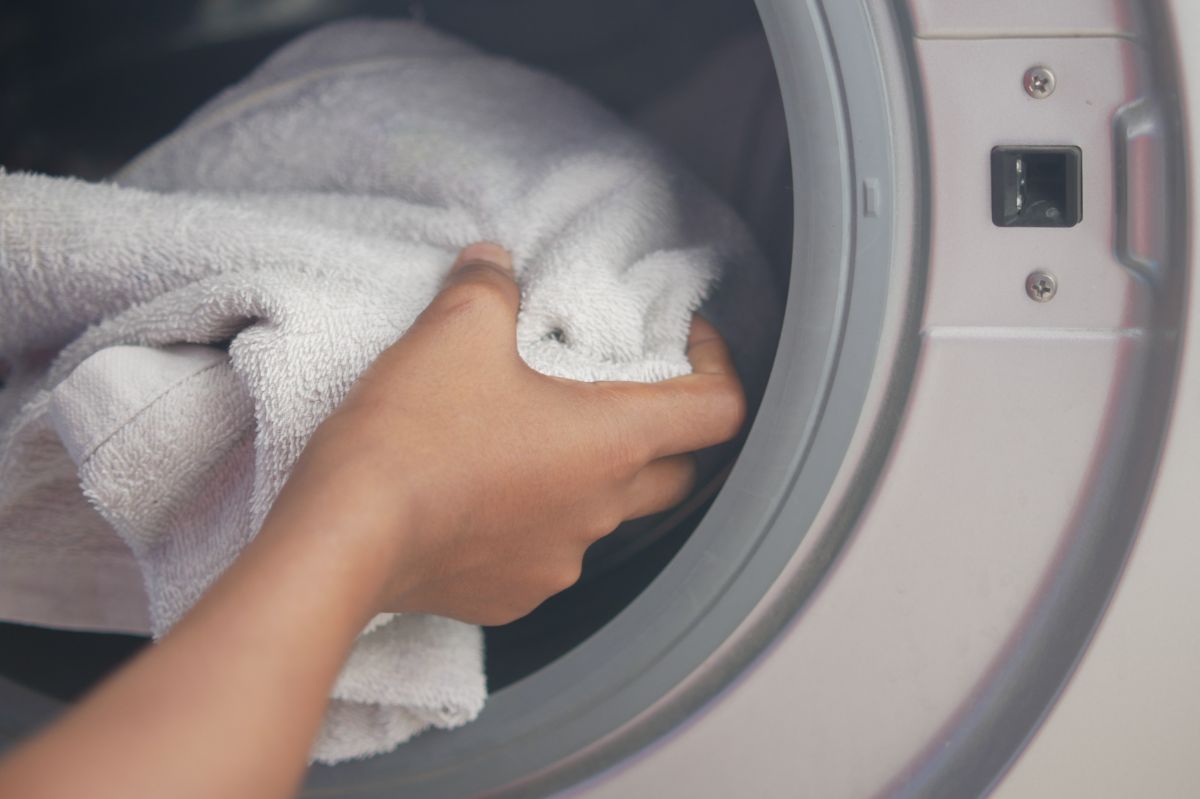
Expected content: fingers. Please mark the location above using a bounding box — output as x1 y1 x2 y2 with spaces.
610 316 747 459
421 242 520 327
623 454 697 521
683 316 737 377
448 242 515 284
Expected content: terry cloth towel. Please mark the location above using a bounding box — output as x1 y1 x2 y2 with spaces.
0 19 781 763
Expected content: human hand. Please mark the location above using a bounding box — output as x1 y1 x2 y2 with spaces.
272 243 746 626
0 241 747 799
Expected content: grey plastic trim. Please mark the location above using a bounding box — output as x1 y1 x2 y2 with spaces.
1114 97 1167 281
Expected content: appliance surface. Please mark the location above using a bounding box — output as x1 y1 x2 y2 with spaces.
572 3 1199 797
0 1 1195 797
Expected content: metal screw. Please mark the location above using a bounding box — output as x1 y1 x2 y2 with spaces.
1025 271 1058 302
1024 66 1056 99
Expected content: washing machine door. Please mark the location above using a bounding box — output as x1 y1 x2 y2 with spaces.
0 1 1190 797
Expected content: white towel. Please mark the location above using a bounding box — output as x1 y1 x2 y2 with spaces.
0 19 781 763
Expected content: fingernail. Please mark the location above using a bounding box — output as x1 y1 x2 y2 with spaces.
454 242 513 275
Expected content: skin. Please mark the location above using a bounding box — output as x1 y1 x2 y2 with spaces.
0 243 746 799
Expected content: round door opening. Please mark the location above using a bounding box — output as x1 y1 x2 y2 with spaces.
0 0 912 796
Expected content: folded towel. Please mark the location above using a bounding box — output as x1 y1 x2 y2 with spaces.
0 19 781 763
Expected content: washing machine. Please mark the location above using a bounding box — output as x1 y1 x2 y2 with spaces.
0 0 1195 796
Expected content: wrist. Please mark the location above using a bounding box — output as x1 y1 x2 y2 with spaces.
258 454 424 625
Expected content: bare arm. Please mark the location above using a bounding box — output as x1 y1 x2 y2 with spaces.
0 243 746 799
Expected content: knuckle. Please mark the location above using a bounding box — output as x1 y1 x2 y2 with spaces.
712 376 747 438
474 593 539 626
476 607 519 627
675 457 699 493
590 510 623 540
436 275 512 318
595 386 653 466
612 442 648 475
608 424 653 470
550 562 583 593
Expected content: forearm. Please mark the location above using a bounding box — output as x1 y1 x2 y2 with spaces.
0 468 403 799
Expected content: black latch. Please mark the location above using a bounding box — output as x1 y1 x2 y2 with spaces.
991 145 1082 227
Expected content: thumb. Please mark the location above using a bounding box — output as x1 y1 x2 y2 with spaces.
443 242 517 305
419 242 520 333
448 241 515 282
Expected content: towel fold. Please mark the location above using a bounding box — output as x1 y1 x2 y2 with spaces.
0 19 781 763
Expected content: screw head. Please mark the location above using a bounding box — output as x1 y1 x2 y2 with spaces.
1025 271 1058 302
1024 66 1056 99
